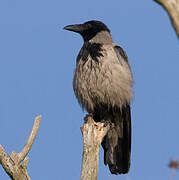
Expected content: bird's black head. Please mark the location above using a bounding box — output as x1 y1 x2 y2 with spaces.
64 20 110 41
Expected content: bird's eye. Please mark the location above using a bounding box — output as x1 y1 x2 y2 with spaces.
85 23 92 29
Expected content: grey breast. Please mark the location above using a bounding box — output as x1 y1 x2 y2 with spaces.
73 43 133 113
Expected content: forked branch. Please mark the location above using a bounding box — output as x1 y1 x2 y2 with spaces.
0 115 42 180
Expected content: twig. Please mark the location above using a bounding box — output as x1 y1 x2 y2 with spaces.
0 115 42 180
170 169 176 180
80 115 110 180
155 0 179 38
18 115 41 163
168 159 179 180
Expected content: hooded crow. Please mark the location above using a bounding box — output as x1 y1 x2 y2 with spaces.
64 20 133 174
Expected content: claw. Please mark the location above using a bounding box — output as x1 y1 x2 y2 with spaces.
100 119 111 127
84 114 93 123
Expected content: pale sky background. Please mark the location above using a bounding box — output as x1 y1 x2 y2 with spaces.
0 0 179 180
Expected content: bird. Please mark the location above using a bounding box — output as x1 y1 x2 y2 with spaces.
64 20 133 175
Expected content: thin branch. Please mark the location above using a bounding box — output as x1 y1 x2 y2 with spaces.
170 169 176 180
0 144 16 179
155 0 179 38
168 159 179 180
0 115 42 180
80 115 110 180
18 115 42 163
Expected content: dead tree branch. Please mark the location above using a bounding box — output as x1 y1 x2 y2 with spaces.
80 115 110 180
0 115 42 180
155 0 179 38
18 115 41 163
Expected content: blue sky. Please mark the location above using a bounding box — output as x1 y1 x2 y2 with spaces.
0 0 179 179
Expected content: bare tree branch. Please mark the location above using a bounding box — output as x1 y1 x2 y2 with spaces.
168 159 179 180
155 0 179 38
80 115 110 180
0 115 42 180
18 115 41 163
0 145 30 180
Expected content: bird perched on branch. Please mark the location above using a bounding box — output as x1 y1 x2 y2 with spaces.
64 20 133 174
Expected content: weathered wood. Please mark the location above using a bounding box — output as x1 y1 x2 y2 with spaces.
0 145 30 180
155 0 179 38
0 115 42 180
80 115 110 180
18 115 41 164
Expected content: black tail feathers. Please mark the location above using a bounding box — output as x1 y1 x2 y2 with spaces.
102 105 131 174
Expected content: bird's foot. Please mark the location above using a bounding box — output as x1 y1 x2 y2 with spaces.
101 119 111 127
84 113 93 123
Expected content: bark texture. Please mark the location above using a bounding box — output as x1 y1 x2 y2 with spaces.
0 115 42 180
80 115 110 180
155 0 179 38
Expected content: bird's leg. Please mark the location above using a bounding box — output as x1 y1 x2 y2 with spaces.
84 113 94 123
101 119 111 127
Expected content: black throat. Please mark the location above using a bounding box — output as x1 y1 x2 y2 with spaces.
77 42 104 63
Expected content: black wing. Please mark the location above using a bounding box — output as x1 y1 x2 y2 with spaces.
114 45 130 64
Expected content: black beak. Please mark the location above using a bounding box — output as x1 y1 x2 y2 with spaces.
63 24 84 33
